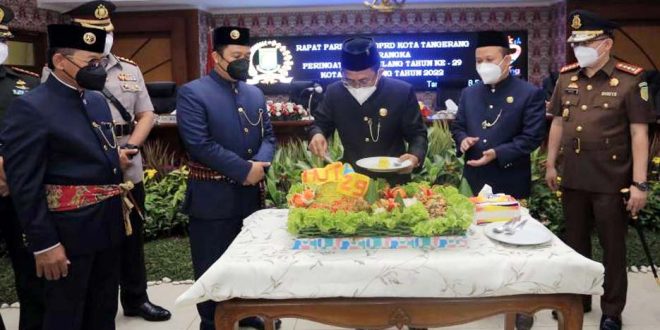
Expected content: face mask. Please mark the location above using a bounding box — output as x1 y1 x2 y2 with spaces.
345 75 379 105
64 57 108 91
476 57 505 85
0 43 8 65
218 55 249 81
103 32 114 56
573 41 604 68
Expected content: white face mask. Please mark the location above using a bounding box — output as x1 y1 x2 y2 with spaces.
346 75 379 105
476 57 505 85
573 41 604 68
103 32 114 56
0 43 8 65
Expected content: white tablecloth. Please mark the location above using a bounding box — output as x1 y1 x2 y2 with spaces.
176 209 604 306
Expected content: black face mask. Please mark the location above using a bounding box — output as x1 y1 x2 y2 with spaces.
219 56 249 81
64 57 107 91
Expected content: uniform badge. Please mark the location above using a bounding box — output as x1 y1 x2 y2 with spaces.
506 96 514 104
12 80 29 95
568 82 579 89
379 108 388 117
83 32 96 45
570 76 578 82
562 108 570 119
609 78 619 87
639 82 649 102
230 29 240 40
0 8 4 23
95 4 109 19
571 14 582 30
118 72 136 81
15 80 29 90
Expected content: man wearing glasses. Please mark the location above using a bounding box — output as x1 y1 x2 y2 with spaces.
1 24 126 330
546 10 654 330
308 36 428 185
61 1 169 322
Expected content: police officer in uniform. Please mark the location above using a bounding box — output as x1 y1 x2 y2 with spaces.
60 1 171 321
0 5 44 330
1 24 126 330
308 37 428 185
546 11 655 330
451 31 546 199
176 26 277 330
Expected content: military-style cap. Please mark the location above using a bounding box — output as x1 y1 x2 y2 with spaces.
47 24 106 53
213 26 250 49
341 37 380 71
65 1 116 32
0 5 15 38
476 31 515 54
567 10 619 43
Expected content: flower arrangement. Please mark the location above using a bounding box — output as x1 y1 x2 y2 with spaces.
419 101 433 118
266 100 309 121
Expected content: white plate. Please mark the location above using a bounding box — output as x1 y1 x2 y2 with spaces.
484 217 553 246
356 157 412 173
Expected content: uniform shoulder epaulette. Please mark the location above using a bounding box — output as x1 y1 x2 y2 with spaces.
560 63 580 73
615 62 643 76
117 56 138 66
10 66 40 78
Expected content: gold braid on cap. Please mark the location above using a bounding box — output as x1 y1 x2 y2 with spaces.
72 18 114 32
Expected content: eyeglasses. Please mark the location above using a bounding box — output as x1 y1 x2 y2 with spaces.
341 74 378 88
66 55 103 68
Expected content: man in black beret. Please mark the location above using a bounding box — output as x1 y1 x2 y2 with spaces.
546 10 655 330
451 30 546 201
54 1 170 322
1 24 128 330
451 31 547 330
308 36 428 185
176 25 277 330
0 6 45 330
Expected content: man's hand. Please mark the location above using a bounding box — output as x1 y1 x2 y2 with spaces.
0 156 8 197
308 134 328 157
627 185 648 217
119 148 139 171
545 165 559 191
397 154 419 174
467 149 496 167
243 161 271 186
460 137 479 154
35 245 70 281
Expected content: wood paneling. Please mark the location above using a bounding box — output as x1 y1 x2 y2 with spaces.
111 10 201 85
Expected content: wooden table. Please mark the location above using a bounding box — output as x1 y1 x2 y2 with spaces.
215 294 583 330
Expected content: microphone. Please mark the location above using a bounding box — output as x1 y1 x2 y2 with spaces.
305 83 323 94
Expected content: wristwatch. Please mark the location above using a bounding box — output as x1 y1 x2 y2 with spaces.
121 143 139 150
632 181 649 192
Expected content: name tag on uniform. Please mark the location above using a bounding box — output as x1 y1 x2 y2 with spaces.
12 89 27 96
564 89 579 95
601 91 618 97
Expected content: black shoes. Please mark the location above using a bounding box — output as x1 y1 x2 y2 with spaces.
515 314 534 330
238 317 282 330
600 315 622 330
123 301 172 322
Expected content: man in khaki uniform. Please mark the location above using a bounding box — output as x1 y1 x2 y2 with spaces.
61 0 171 321
545 10 655 330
